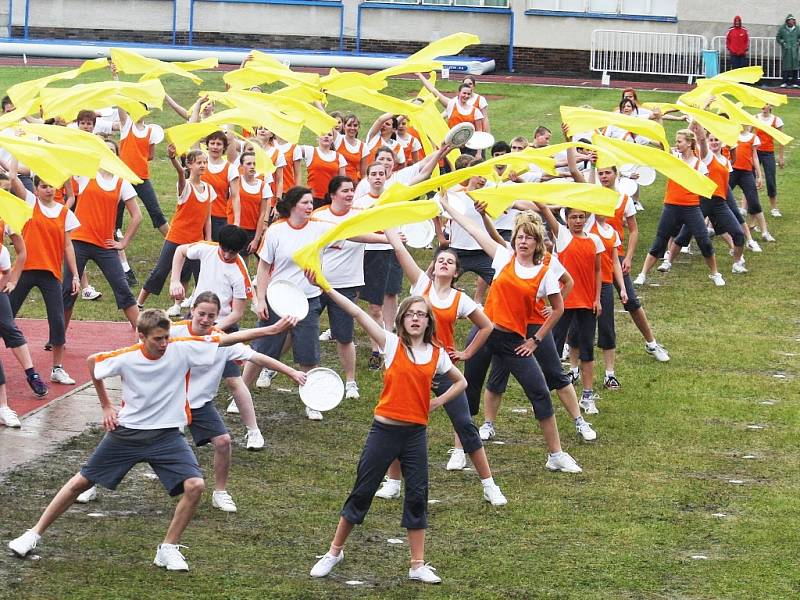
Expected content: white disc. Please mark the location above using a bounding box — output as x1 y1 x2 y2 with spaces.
266 280 309 320
299 368 344 412
464 131 495 150
400 220 435 249
617 177 638 197
444 122 475 148
637 166 657 186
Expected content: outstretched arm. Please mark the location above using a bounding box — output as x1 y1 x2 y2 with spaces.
535 202 560 237
442 194 500 258
386 228 424 287
415 72 451 107
318 284 388 349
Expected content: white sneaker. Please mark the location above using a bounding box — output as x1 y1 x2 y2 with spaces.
732 261 748 274
545 451 583 474
656 259 672 272
645 342 670 362
305 405 323 421
51 367 76 385
579 392 600 414
76 485 97 503
633 273 646 286
575 418 597 441
318 328 332 341
483 483 508 506
375 477 402 499
256 369 275 388
746 239 762 252
166 302 182 318
180 297 192 308
245 429 265 451
408 563 442 584
445 448 467 471
762 231 776 242
561 342 570 362
226 397 239 414
8 529 41 557
709 272 726 287
0 405 21 427
679 245 692 255
310 551 343 578
211 490 237 513
80 285 102 301
344 381 360 400
153 543 189 571
771 208 782 218
478 421 496 441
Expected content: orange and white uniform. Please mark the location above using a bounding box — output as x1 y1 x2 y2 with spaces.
395 133 423 165
732 132 760 171
92 335 220 429
53 177 79 205
302 146 346 200
593 194 636 256
376 331 452 426
334 136 368 182
589 221 622 285
165 182 215 246
755 114 783 152
21 192 80 281
663 153 707 207
553 226 603 310
703 151 733 200
202 159 238 219
445 98 483 129
235 176 272 230
72 174 137 248
363 136 406 168
183 241 252 319
275 141 302 192
119 120 164 181
409 272 478 352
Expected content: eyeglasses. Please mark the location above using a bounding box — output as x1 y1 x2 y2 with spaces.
403 311 429 320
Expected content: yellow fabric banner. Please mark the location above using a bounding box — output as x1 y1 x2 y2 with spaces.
643 102 742 146
561 106 669 150
469 182 620 218
0 187 34 233
0 136 100 187
111 48 217 84
710 96 794 146
6 57 109 107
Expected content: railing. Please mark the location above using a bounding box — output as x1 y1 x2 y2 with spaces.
710 36 782 80
590 29 706 82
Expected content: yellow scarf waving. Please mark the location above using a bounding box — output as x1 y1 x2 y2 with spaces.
0 187 34 233
680 79 787 109
0 136 100 187
6 58 109 107
711 96 794 146
561 106 669 150
111 48 217 84
643 102 742 146
468 182 620 218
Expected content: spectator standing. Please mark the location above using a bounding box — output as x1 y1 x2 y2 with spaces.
726 16 749 70
776 14 800 87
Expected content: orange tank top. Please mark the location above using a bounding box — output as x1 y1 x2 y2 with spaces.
706 153 731 200
337 138 364 182
203 161 232 218
590 222 617 285
408 126 426 159
166 183 212 245
484 255 550 337
22 201 68 280
375 341 440 426
423 281 461 352
663 157 701 207
235 177 266 230
733 135 756 171
447 102 481 128
281 144 297 192
529 253 554 326
755 117 777 153
307 148 341 199
72 177 125 248
558 234 598 310
120 124 153 180
606 195 629 256
53 178 78 205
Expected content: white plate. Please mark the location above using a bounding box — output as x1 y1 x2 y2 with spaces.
401 220 435 248
266 280 309 320
636 166 656 186
465 131 495 150
444 122 475 148
617 177 638 196
619 163 637 178
299 367 344 412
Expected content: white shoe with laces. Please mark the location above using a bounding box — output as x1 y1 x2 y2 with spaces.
51 367 76 385
211 490 237 513
318 328 332 341
645 342 670 362
0 405 21 427
310 551 343 577
579 394 600 415
375 477 401 499
8 529 41 557
771 208 782 218
575 418 597 441
545 451 583 474
256 369 275 388
305 405 323 421
408 563 442 584
445 448 467 471
732 261 748 274
344 381 360 400
76 485 98 503
226 397 239 414
709 272 726 287
245 429 265 451
80 285 102 301
679 245 692 255
478 422 496 441
153 543 189 571
746 239 762 252
657 259 672 272
483 483 508 506
633 273 646 286
166 302 182 318
762 231 776 242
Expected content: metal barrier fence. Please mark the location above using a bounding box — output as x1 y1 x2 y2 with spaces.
590 29 707 82
710 36 782 79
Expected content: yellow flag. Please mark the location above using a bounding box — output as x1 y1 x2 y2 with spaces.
224 64 320 90
111 48 217 84
39 79 165 121
469 182 619 218
271 83 327 104
0 136 100 187
368 61 444 83
293 200 440 291
561 106 669 150
0 187 34 233
407 33 480 63
590 134 716 198
321 69 387 92
233 132 276 176
712 66 763 84
20 124 143 184
643 102 742 146
710 96 794 146
6 57 109 107
679 79 787 109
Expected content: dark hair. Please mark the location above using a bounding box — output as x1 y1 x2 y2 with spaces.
491 140 511 155
534 126 551 138
104 138 119 155
393 296 438 360
218 225 249 254
1 95 12 110
240 151 256 166
76 110 97 124
325 176 354 204
462 75 477 86
184 149 206 178
426 246 462 287
621 87 639 103
33 175 52 189
205 130 228 150
193 291 221 311
365 162 387 176
618 98 638 114
276 186 312 218
458 83 472 93
374 145 397 163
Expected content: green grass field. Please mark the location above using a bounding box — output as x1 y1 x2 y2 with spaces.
1 67 799 599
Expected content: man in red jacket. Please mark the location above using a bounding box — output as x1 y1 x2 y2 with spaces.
726 16 749 70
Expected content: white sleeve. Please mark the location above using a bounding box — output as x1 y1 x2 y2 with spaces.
92 351 125 380
613 231 622 249
0 246 11 271
179 338 221 369
23 190 36 207
92 120 113 135
273 152 287 169
64 209 80 232
148 124 165 145
119 118 132 140
474 108 484 121
227 163 239 182
435 348 454 375
702 151 714 166
588 233 604 253
381 331 399 367
548 254 566 282
176 182 191 205
408 271 431 297
224 342 255 363
231 262 250 299
185 242 212 261
456 292 478 318
554 226 573 253
623 197 637 218
75 176 90 195
490 246 514 276
752 135 761 148
258 225 278 264
775 116 785 128
477 95 488 111
120 181 137 202
337 153 347 168
261 180 272 198
696 158 709 176
301 145 314 167
445 98 457 118
411 137 422 153
537 269 562 299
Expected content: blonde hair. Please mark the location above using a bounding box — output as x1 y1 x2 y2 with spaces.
512 210 547 264
676 128 697 151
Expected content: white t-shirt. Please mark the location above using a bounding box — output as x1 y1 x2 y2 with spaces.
554 226 605 255
120 119 164 146
300 146 348 169
466 93 489 111
76 173 137 201
0 245 10 272
334 136 368 159
275 141 303 163
445 98 484 122
171 322 255 409
185 242 252 319
490 246 561 297
208 159 239 182
756 113 784 130
24 191 80 231
382 331 452 373
440 188 485 251
257 218 332 298
738 131 761 148
240 176 273 198
409 272 477 318
703 151 733 173
93 335 219 429
314 206 365 288
177 180 216 206
494 180 520 231
592 220 622 247
353 161 422 199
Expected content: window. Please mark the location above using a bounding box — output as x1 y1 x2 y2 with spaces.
367 0 510 6
527 0 676 17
